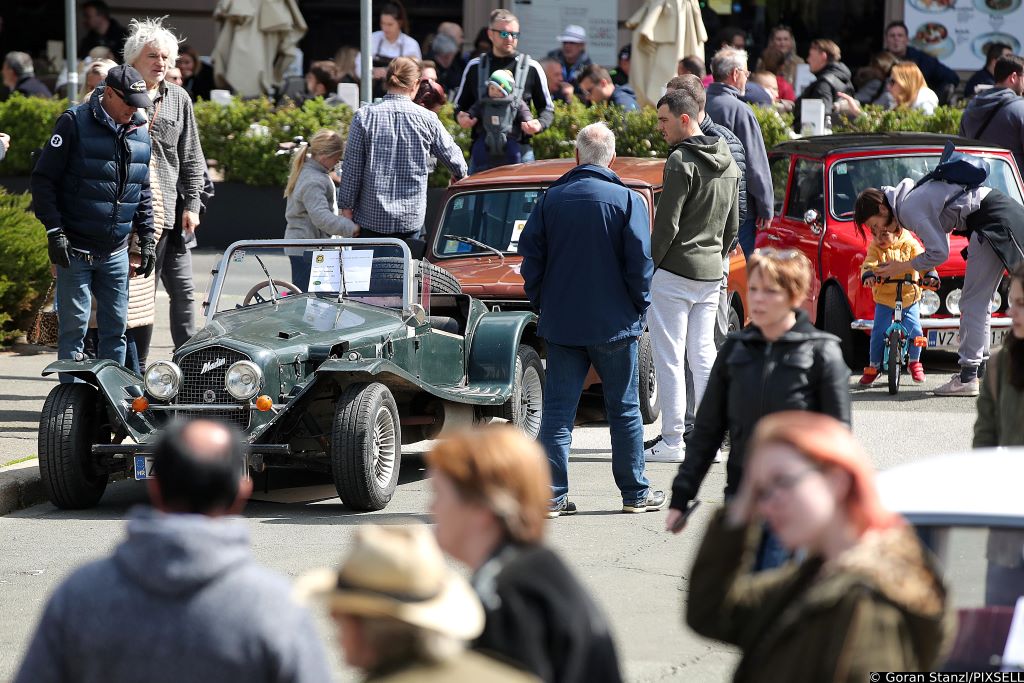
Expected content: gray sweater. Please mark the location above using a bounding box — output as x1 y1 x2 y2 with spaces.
285 158 357 255
14 508 333 683
959 86 1024 172
884 177 989 271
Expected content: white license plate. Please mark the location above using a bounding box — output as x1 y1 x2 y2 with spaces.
927 328 1007 352
134 456 155 480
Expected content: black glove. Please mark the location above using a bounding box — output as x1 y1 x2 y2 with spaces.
46 228 71 268
136 236 157 278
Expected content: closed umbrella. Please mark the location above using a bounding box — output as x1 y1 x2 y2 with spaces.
626 0 707 108
211 0 307 97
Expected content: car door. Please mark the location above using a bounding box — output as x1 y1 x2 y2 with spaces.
760 153 792 248
776 157 825 314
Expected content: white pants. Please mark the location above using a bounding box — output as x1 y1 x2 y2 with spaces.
648 270 721 448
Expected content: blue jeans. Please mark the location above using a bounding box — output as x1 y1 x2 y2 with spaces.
56 250 129 382
869 301 923 366
754 525 791 571
289 254 312 291
540 337 649 506
738 215 758 260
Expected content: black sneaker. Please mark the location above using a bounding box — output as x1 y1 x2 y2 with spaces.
622 490 666 513
547 499 578 519
643 434 663 450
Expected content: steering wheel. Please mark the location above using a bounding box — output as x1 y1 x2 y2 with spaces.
242 279 301 306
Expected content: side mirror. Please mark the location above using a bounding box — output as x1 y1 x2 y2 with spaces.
804 209 823 235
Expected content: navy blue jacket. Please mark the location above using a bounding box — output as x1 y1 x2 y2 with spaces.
519 164 653 346
609 85 639 111
32 89 154 255
904 46 959 92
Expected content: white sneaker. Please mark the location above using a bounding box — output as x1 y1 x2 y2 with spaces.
934 374 979 397
645 441 684 463
713 449 723 464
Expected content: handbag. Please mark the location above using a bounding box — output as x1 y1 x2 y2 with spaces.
27 279 59 347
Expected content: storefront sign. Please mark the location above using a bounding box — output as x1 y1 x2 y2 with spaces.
512 0 619 68
904 0 1023 71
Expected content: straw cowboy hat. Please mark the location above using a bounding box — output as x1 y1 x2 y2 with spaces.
295 524 484 641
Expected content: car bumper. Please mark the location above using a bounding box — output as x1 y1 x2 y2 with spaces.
92 443 293 455
850 317 1013 331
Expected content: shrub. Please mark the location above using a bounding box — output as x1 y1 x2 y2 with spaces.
0 190 51 344
833 105 962 135
0 94 70 175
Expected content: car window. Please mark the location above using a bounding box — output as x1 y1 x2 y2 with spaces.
435 190 543 256
785 158 824 220
829 154 1024 220
768 155 790 216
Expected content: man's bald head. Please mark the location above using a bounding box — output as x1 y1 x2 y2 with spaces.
150 419 249 515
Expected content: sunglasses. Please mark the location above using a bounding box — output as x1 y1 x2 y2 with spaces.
490 28 520 40
752 247 802 260
886 78 896 85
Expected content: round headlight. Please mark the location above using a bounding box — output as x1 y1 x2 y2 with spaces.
946 288 962 316
144 361 182 400
919 290 940 316
225 361 263 400
990 290 1003 314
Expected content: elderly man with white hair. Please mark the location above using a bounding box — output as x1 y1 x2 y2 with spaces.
123 17 208 367
519 123 662 517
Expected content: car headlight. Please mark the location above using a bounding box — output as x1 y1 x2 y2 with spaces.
919 290 940 316
946 288 962 316
225 361 263 400
990 290 1003 314
144 361 182 400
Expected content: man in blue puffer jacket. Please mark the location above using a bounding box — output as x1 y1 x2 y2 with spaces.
520 121 664 518
32 64 154 379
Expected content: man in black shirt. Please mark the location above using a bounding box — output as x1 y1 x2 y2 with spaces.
454 9 554 172
78 0 129 61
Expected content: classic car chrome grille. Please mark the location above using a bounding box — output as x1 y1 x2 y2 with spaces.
175 346 252 429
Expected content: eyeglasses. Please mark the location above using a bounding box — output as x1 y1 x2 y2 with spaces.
489 28 520 40
754 467 819 505
752 247 801 260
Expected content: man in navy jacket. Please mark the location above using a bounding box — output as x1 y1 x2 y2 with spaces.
519 122 664 517
885 22 959 103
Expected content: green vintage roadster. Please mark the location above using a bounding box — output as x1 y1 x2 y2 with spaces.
37 239 544 510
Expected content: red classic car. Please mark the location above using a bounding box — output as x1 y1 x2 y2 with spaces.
759 133 1019 366
423 157 749 423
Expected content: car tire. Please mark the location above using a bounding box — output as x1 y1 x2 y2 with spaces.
38 383 110 509
728 305 742 334
370 258 462 295
822 286 865 369
499 345 544 439
638 330 660 425
331 382 402 511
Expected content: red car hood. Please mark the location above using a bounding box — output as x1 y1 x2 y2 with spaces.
437 256 526 297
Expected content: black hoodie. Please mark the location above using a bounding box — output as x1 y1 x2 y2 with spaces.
670 310 851 509
958 86 1024 171
793 61 855 131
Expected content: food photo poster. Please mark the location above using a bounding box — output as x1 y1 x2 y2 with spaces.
904 0 1022 70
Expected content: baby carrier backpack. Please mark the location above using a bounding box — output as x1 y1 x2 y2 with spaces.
476 53 531 157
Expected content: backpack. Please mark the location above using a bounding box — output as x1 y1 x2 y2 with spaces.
475 53 531 156
917 140 990 189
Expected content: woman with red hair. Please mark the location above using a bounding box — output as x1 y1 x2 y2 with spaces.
687 412 953 681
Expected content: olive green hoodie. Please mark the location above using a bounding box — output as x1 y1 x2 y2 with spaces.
652 135 740 281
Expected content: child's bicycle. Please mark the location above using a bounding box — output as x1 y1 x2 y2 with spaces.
880 276 931 395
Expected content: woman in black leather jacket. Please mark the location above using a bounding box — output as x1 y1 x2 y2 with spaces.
666 249 851 561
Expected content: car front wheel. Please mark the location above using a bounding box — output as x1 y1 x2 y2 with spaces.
38 383 111 509
500 345 544 439
331 382 402 511
638 330 659 424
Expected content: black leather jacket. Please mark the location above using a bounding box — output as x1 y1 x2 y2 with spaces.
670 311 851 510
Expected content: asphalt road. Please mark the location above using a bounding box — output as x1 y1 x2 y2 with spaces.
0 250 982 682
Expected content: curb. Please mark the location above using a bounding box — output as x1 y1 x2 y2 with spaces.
0 461 45 515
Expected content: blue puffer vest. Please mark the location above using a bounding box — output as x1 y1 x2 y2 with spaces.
57 89 151 254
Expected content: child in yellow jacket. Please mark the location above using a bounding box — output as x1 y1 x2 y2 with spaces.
859 220 939 386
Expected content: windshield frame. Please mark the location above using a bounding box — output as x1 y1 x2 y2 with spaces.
205 238 415 324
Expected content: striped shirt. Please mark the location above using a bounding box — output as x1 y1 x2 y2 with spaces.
143 81 205 230
339 94 467 234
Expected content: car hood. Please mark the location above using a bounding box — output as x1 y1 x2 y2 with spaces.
436 256 526 297
184 295 406 354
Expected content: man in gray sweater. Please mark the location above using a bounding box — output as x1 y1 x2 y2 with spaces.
959 54 1024 170
647 88 740 463
14 420 332 683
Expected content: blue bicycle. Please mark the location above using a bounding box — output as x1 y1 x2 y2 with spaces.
881 276 930 395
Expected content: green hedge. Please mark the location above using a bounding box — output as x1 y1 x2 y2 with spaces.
0 190 51 343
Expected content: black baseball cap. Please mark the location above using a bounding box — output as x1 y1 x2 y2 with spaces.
103 64 151 107
619 45 631 61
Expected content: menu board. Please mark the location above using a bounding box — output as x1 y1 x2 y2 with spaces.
904 0 1023 71
511 0 618 68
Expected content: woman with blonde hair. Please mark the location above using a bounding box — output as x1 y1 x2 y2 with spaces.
78 58 117 101
889 61 938 114
687 411 953 681
427 425 624 683
666 249 850 569
283 128 358 289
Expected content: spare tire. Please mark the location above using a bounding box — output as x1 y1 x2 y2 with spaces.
369 258 463 295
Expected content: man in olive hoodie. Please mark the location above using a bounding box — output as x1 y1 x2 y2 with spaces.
646 88 740 463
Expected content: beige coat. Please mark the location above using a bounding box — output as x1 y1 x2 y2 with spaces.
626 0 707 108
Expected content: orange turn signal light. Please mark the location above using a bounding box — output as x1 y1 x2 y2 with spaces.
255 395 274 412
913 336 928 348
131 396 150 413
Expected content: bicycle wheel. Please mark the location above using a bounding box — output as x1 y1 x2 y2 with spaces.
887 329 902 395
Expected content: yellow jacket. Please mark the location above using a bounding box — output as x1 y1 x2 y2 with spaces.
860 231 925 308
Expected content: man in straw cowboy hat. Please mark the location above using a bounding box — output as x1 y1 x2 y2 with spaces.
297 524 536 682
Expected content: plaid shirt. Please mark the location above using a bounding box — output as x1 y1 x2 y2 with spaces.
340 94 467 234
143 81 205 229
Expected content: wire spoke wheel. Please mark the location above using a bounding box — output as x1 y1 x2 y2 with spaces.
520 363 544 438
371 405 397 489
